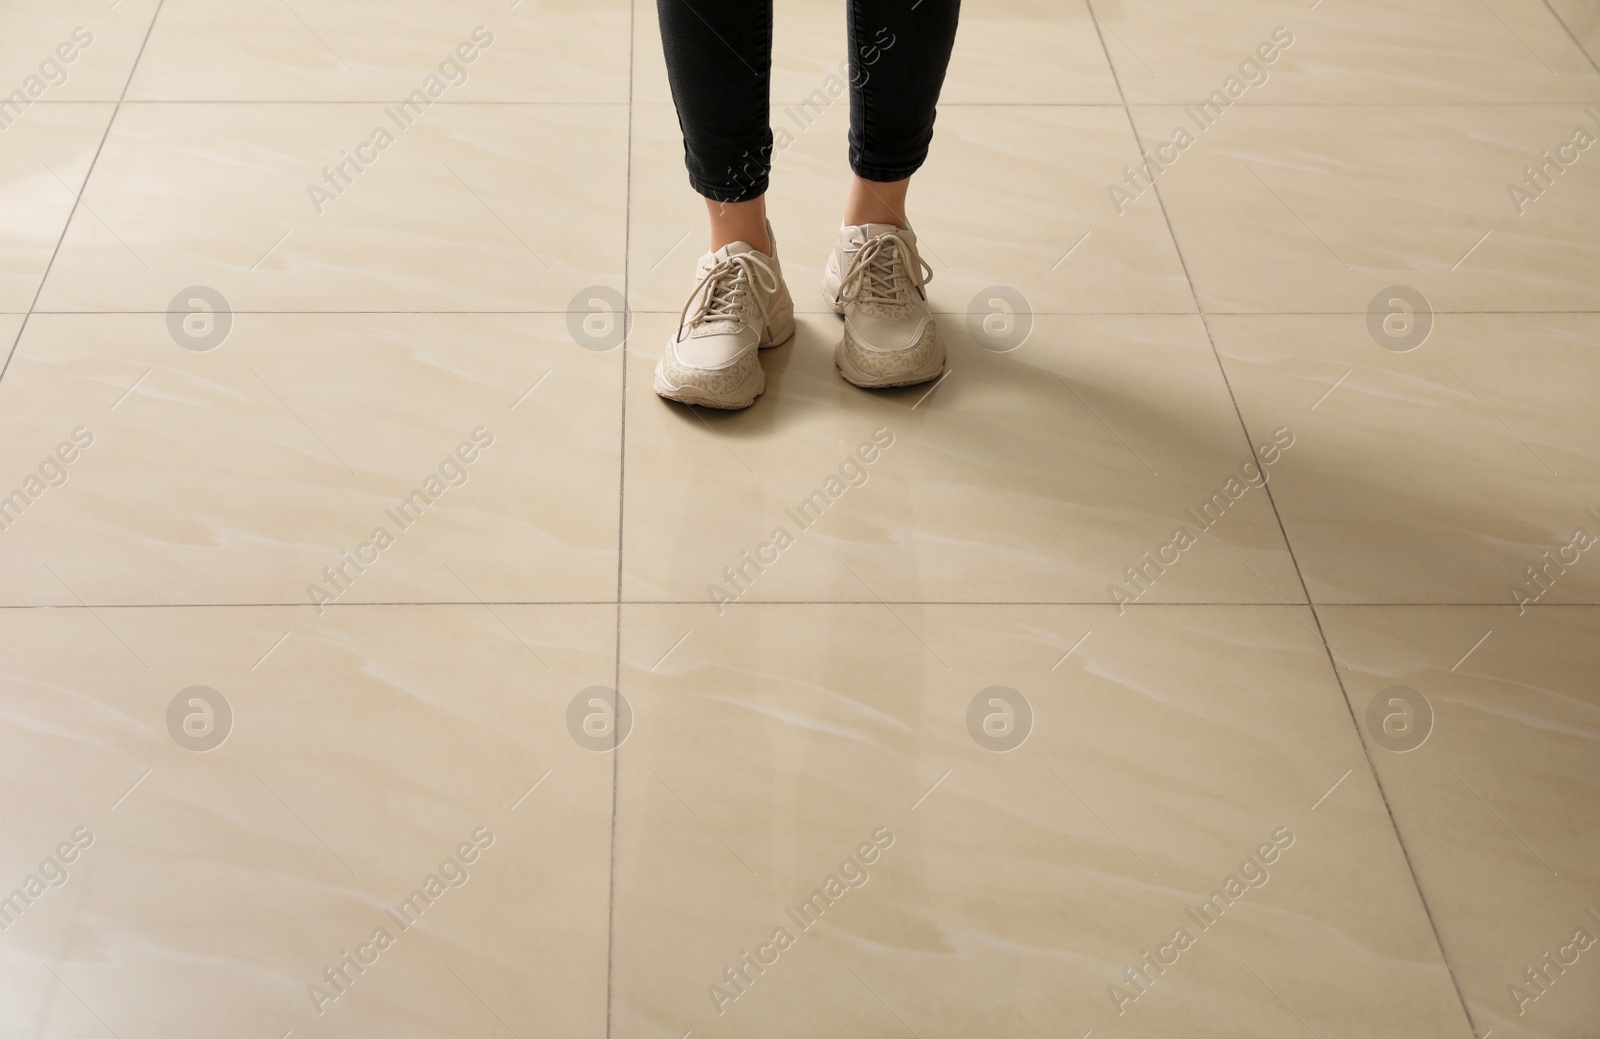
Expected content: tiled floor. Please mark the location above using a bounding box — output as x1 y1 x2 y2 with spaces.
0 1 1596 1038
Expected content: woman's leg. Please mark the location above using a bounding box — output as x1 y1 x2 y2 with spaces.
842 0 961 227
821 0 960 391
653 0 794 410
656 0 775 251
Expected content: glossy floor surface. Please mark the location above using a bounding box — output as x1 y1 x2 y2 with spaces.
1 1 1597 1037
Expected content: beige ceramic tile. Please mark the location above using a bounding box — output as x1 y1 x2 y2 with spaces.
1210 313 1600 605
0 313 620 606
609 603 1472 1039
630 102 1196 316
1127 104 1600 314
0 0 160 102
622 311 1303 606
0 314 24 359
632 0 1119 106
0 603 614 1038
1316 605 1600 1039
1545 0 1600 67
36 102 627 313
0 103 112 313
128 0 630 101
1097 0 1600 104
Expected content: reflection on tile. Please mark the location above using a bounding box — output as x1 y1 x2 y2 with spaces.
1317 605 1600 1039
1131 104 1600 313
0 0 160 102
36 103 627 313
632 0 1118 105
622 311 1302 605
128 0 630 101
0 313 620 605
610 603 1471 1039
1 2 1593 1036
1210 313 1600 605
0 103 113 313
0 603 613 1039
1098 0 1600 104
629 102 1196 316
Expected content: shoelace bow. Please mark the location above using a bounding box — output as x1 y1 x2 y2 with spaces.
677 251 780 341
839 232 933 307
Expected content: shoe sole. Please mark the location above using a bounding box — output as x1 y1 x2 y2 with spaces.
652 310 795 410
834 333 946 389
822 279 945 390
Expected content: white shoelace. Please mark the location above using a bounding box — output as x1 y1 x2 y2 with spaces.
677 251 780 341
839 231 933 307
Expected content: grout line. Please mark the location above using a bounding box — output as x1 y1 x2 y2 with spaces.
21 99 1600 107
1536 0 1600 73
20 308 1600 317
0 0 169 391
3 600 1596 610
1080 4 1481 1036
604 5 638 1039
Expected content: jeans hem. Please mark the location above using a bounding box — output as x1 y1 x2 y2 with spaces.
848 161 924 183
687 173 769 204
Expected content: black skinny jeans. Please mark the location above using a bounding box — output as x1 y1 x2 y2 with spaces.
656 0 961 203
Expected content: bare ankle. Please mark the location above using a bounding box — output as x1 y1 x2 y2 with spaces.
706 195 771 253
843 174 910 228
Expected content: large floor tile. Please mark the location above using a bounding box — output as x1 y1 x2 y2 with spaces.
1210 313 1600 605
1097 0 1600 104
0 0 160 102
1130 104 1600 313
609 603 1472 1039
630 102 1196 316
0 103 113 313
0 314 24 365
0 313 620 606
127 0 630 102
621 311 1302 605
0 603 614 1039
1545 0 1600 70
1316 605 1600 1039
633 0 1119 106
35 103 627 313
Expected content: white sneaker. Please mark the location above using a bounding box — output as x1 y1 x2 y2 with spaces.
821 223 944 389
654 223 795 410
